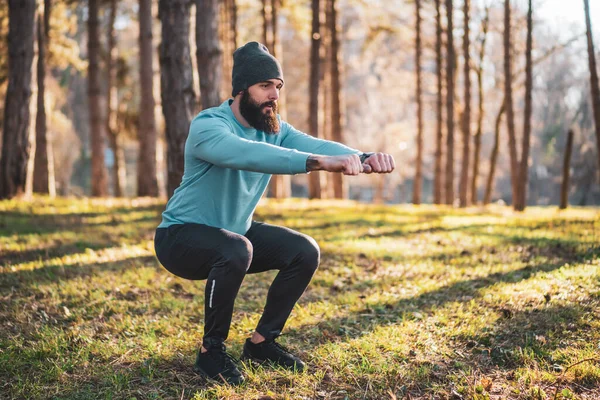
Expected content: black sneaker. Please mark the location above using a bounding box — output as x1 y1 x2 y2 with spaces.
241 338 305 372
193 343 244 385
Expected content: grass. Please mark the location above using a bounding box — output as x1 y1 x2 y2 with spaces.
1 196 599 399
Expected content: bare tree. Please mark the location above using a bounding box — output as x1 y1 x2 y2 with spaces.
88 0 108 197
412 0 423 205
458 0 471 207
159 0 196 197
515 0 533 211
433 0 444 204
106 0 125 197
444 0 455 205
308 0 323 199
197 0 222 109
33 0 55 196
503 0 518 205
583 0 600 176
328 0 346 199
0 0 36 199
137 0 159 197
560 129 574 209
471 5 489 205
484 101 505 205
262 0 291 198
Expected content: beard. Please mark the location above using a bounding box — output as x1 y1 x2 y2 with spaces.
239 90 280 134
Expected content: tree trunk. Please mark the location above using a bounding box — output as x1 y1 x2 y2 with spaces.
268 0 291 198
583 0 600 179
106 0 125 197
503 0 519 206
515 0 533 211
471 6 489 205
33 5 55 197
0 0 36 199
88 0 108 197
218 0 233 100
412 0 423 205
458 0 470 207
159 0 196 197
327 0 346 199
197 0 222 109
231 0 238 49
137 0 159 197
484 100 505 205
560 129 574 209
308 0 322 199
433 0 444 205
444 0 455 205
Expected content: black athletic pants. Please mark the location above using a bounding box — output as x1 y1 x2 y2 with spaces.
154 221 320 349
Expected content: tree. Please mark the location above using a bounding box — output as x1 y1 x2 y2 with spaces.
106 0 125 197
560 129 574 209
444 0 455 205
88 0 108 197
412 0 423 205
33 0 56 196
328 0 346 199
458 0 471 207
137 0 159 197
263 0 291 199
503 0 518 206
159 0 195 197
484 100 505 205
308 0 323 199
0 0 36 199
470 5 489 205
514 0 533 211
583 0 600 176
196 0 222 109
433 0 444 205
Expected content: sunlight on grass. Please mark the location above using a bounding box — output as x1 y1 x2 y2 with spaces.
1 197 599 399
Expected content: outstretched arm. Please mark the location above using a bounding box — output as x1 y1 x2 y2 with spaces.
305 152 395 175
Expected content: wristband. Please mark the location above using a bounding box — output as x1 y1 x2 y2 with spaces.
360 152 375 163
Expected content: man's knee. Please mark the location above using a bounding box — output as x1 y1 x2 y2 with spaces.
224 237 253 273
296 235 320 272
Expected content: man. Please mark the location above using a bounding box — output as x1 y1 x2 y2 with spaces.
154 42 395 385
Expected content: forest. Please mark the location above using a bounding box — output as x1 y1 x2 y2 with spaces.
0 0 598 207
1 1 600 399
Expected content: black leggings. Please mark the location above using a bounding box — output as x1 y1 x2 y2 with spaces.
154 221 320 349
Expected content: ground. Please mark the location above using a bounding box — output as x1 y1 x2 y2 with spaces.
1 197 599 399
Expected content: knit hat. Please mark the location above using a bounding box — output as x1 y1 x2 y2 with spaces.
231 42 284 97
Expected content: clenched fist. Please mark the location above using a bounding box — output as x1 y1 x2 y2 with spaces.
361 153 395 174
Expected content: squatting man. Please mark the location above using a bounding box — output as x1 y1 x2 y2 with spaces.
154 42 395 385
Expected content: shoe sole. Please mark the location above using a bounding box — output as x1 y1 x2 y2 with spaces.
241 353 304 373
193 364 244 385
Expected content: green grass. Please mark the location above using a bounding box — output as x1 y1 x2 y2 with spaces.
1 197 599 399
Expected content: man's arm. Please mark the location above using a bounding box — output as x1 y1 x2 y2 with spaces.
188 118 311 174
305 153 395 175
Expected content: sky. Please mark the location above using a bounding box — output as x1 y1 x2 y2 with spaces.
537 0 599 33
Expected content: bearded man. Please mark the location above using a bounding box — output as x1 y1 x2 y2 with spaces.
154 42 395 385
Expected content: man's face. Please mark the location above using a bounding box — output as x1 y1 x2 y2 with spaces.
238 79 283 134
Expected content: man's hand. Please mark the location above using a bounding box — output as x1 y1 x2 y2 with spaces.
361 152 395 174
306 154 363 175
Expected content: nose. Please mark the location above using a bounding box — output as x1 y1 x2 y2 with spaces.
269 87 279 101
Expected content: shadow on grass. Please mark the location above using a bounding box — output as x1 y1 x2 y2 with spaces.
1 349 212 400
0 211 161 238
0 254 160 294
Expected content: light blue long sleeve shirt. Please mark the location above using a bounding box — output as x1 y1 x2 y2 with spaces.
158 100 360 235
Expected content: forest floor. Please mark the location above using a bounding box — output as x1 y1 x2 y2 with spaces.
1 197 599 400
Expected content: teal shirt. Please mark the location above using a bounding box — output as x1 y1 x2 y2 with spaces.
158 100 360 235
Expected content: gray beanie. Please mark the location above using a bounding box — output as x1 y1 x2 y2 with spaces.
231 42 284 97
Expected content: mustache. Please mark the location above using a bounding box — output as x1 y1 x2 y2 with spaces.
261 100 277 109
